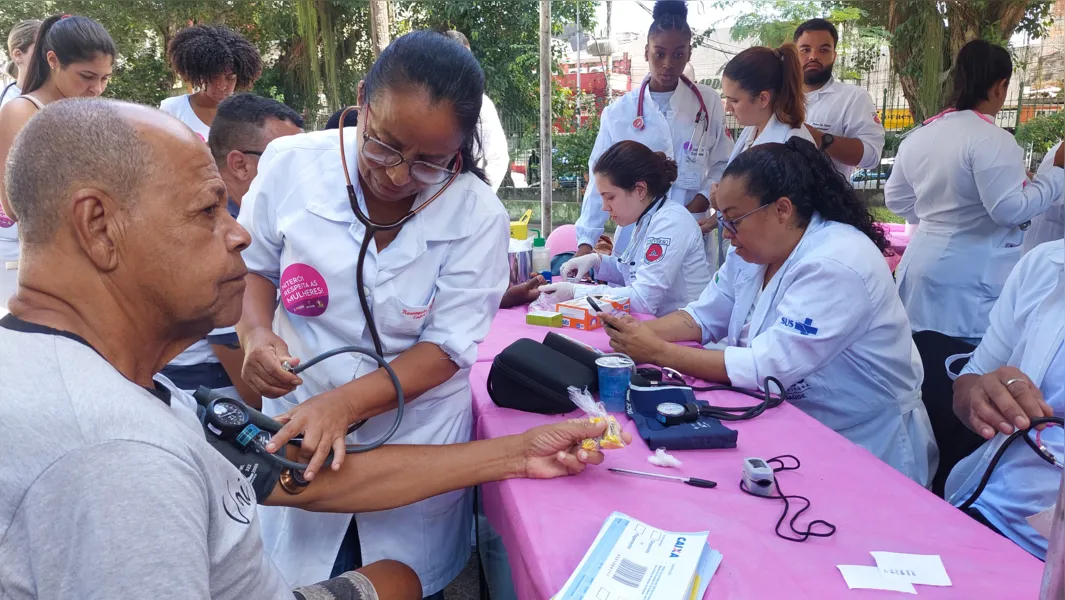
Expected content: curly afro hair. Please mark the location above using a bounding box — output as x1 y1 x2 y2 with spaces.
167 25 262 90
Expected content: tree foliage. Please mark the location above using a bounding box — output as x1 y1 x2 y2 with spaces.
0 0 593 129
1016 109 1065 153
722 0 1058 122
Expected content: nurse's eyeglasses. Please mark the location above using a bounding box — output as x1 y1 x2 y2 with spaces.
716 202 773 235
361 107 460 185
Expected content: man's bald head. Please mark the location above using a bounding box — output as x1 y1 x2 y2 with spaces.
4 98 198 244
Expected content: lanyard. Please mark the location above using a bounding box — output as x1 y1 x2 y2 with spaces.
633 75 710 162
617 196 666 266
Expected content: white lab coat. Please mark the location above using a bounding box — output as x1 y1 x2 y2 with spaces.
476 95 509 192
946 239 1065 558
575 201 711 317
683 213 937 485
238 131 511 595
804 76 885 181
727 114 817 164
575 81 733 253
1022 141 1064 255
886 110 1065 340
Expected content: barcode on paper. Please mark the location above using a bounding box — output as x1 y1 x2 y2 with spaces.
612 558 648 588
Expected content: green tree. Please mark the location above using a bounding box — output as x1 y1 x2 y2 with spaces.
720 0 1057 122
1016 109 1065 154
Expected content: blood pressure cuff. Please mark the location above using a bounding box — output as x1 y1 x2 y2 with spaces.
488 338 597 414
627 384 738 451
194 389 284 503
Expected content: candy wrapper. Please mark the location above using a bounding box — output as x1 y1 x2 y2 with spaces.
567 386 626 452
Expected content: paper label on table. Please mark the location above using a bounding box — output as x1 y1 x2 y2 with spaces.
870 552 952 587
1028 504 1056 540
837 565 917 594
554 511 717 600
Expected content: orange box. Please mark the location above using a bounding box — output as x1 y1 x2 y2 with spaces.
556 295 631 331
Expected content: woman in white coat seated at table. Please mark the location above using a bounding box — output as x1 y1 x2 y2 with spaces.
704 43 816 267
886 40 1065 345
538 140 711 317
235 31 509 598
947 235 1065 559
602 139 938 485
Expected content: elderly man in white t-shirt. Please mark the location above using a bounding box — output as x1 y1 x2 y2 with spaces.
793 18 885 183
0 98 623 600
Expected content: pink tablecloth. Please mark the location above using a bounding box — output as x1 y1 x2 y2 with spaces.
879 222 911 271
476 307 652 362
472 321 1042 598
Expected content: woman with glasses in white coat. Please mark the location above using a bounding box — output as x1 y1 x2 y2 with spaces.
603 139 937 486
886 40 1065 344
573 0 732 259
236 31 510 599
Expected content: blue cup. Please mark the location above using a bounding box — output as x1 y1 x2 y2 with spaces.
596 355 634 412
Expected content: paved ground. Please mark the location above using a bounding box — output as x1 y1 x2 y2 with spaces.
442 553 481 600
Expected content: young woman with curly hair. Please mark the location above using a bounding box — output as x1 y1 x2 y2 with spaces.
161 24 262 140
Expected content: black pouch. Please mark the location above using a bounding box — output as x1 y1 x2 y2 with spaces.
487 338 597 414
543 332 604 392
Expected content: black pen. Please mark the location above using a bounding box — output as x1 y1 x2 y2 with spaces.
609 467 717 489
586 296 619 331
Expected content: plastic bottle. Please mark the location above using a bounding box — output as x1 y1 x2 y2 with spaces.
532 232 551 273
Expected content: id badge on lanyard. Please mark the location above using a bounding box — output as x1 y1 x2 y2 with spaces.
676 122 708 190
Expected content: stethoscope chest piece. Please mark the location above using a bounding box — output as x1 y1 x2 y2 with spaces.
632 116 645 131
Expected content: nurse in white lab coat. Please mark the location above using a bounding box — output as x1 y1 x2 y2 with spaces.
1022 141 1065 255
947 236 1065 559
720 44 815 164
574 0 732 258
793 18 886 181
886 40 1065 343
236 32 510 597
705 43 817 268
603 139 937 485
539 140 711 317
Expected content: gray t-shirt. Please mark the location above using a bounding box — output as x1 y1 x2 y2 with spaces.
0 316 292 599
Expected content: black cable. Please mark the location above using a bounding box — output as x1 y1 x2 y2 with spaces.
739 454 837 543
691 376 787 422
957 416 1063 511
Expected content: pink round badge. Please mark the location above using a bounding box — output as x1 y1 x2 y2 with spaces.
280 263 330 317
0 205 13 229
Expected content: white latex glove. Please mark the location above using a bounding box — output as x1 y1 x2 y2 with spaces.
539 282 576 302
559 252 602 281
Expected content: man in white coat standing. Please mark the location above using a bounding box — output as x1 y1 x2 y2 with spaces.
445 30 510 191
793 19 885 182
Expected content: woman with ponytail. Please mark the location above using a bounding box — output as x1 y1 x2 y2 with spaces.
721 44 815 162
574 0 733 259
0 14 114 313
236 30 507 597
539 140 712 316
1 20 41 106
604 138 937 486
886 39 1064 344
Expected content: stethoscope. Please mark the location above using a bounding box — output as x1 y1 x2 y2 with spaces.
336 105 459 356
616 194 667 267
632 74 710 163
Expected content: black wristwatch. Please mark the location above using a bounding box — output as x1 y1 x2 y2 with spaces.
656 402 700 426
820 133 836 151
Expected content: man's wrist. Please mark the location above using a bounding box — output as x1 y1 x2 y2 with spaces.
501 434 529 480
